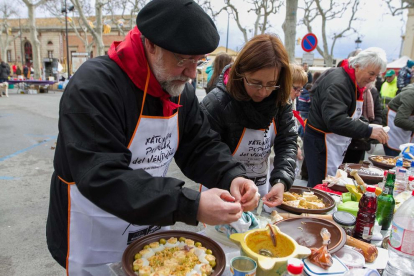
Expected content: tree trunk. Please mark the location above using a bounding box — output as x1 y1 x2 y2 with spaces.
282 0 298 63
28 5 42 79
95 1 104 56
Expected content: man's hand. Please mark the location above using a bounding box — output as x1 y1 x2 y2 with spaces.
370 127 389 144
229 177 259 212
197 188 242 225
262 183 284 207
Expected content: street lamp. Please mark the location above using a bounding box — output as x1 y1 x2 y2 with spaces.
61 0 74 78
355 37 362 49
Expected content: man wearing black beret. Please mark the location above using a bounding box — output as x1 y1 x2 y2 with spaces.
46 0 258 274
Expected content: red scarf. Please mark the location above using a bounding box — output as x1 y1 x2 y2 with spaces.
341 59 364 100
108 27 182 116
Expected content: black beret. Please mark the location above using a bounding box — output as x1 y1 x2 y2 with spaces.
136 0 220 55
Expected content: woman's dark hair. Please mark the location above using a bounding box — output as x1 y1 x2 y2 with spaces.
207 53 233 88
226 34 291 106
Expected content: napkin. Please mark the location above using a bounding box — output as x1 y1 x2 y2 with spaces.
215 212 259 237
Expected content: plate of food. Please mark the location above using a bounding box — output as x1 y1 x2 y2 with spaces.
280 186 336 214
122 230 225 276
338 163 384 185
274 217 346 253
368 155 411 170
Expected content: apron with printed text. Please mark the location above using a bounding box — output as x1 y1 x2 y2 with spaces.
386 108 414 151
66 71 179 275
232 120 277 197
325 99 363 177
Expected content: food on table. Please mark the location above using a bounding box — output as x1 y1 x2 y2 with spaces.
132 237 216 276
308 228 333 269
371 156 411 168
283 191 326 209
270 210 284 223
345 235 378 263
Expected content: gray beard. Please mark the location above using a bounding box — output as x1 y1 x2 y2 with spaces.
152 52 188 97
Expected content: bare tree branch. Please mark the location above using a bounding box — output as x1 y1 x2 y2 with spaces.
300 0 360 67
385 0 414 16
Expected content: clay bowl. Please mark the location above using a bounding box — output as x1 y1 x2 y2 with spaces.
274 218 346 253
338 163 384 185
122 230 225 276
279 186 335 214
368 155 411 170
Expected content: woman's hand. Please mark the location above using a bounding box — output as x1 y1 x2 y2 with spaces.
262 183 285 207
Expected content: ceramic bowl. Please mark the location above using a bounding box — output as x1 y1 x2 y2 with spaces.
230 224 311 276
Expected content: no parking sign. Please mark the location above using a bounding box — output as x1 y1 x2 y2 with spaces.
301 33 318 52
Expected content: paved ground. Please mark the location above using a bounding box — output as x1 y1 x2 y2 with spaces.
0 88 385 276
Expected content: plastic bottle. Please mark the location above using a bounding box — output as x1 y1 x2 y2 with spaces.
394 168 407 197
281 258 304 276
375 170 395 230
394 157 403 173
378 170 388 190
408 175 414 191
383 190 414 276
352 186 377 242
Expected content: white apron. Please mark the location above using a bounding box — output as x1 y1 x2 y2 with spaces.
199 121 276 197
325 99 363 177
65 72 179 275
386 108 414 151
232 120 277 197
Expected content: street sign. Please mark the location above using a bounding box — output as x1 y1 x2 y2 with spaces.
302 53 314 65
301 33 318 52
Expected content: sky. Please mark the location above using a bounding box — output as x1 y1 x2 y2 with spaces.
8 0 408 63
210 0 408 63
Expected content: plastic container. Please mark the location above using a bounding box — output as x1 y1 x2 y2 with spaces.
394 167 407 197
352 186 377 242
383 190 414 276
337 201 359 217
303 255 348 276
376 170 396 230
334 246 365 270
281 258 304 276
408 175 414 191
343 268 380 276
332 211 356 235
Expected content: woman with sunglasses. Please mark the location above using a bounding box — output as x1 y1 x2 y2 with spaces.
200 34 298 208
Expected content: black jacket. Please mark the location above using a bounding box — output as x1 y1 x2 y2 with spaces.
383 84 414 131
200 74 298 191
307 67 372 139
46 56 246 265
0 62 10 79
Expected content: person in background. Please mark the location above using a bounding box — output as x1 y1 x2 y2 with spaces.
11 63 17 76
382 83 414 156
46 1 259 275
0 61 10 82
304 48 389 187
302 62 312 84
397 59 414 94
290 64 308 165
312 71 322 85
375 73 384 92
206 63 213 83
23 65 28 79
205 53 233 94
297 83 312 122
16 66 22 77
201 34 297 207
380 69 398 107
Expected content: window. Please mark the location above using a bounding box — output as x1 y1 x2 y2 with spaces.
47 41 53 45
48 50 53 59
7 50 12 62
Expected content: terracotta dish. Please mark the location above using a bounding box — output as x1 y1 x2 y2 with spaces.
368 155 411 170
338 163 384 185
279 186 335 214
122 230 226 276
275 218 346 253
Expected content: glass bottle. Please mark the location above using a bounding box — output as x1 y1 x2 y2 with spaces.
376 170 396 230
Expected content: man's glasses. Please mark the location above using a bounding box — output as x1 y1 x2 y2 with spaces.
292 86 303 93
173 53 208 67
244 77 280 91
